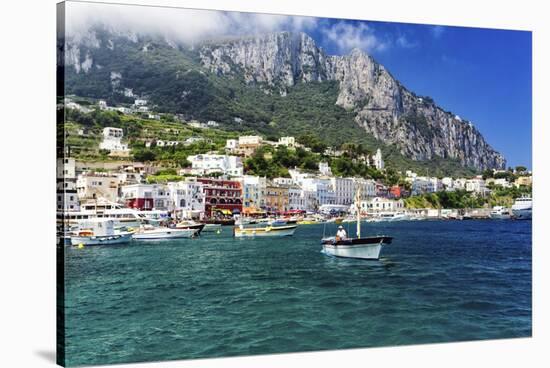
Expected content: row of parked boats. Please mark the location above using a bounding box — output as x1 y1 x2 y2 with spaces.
65 220 222 246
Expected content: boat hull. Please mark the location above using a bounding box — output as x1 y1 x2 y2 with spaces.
321 236 392 260
132 228 196 240
234 225 297 238
202 224 222 232
512 208 532 220
70 232 133 246
175 223 205 235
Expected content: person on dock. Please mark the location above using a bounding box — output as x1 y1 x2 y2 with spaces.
336 225 347 241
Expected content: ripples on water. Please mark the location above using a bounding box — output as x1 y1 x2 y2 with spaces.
63 220 532 366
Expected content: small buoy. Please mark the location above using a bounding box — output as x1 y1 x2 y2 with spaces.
78 243 84 249
216 230 221 234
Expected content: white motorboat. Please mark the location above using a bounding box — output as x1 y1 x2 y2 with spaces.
511 196 532 220
233 224 297 238
321 187 392 260
378 212 410 222
132 225 197 240
175 220 206 235
70 219 133 246
490 206 512 220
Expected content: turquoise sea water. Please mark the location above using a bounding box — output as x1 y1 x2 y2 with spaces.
62 220 532 366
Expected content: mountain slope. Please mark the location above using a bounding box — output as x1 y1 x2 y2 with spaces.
61 27 505 171
198 32 505 170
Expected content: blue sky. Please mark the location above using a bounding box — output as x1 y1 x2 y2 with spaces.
306 19 532 169
70 3 533 168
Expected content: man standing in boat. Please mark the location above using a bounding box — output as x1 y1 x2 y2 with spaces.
336 225 347 241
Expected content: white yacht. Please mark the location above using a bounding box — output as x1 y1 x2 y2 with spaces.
511 197 532 220
132 224 197 240
58 198 169 228
490 206 512 220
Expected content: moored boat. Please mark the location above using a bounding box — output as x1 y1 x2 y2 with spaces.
321 236 393 259
511 196 532 220
377 212 410 222
70 219 133 246
233 224 297 237
132 225 197 240
321 187 392 260
490 206 512 220
202 223 222 233
175 220 206 235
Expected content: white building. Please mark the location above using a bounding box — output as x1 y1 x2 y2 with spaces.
412 176 442 195
465 178 487 194
319 162 332 176
372 148 384 170
166 180 205 218
301 178 336 210
99 127 129 154
486 177 512 188
120 183 170 210
184 137 204 146
329 177 354 206
353 178 377 198
273 177 294 186
187 154 243 177
225 139 238 151
156 140 180 147
98 100 107 109
57 157 79 212
359 197 405 213
288 185 306 211
441 177 453 188
76 173 120 202
134 99 148 106
453 178 467 190
277 136 296 148
206 120 219 127
238 135 263 146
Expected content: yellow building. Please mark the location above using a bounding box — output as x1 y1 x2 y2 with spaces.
515 176 532 187
265 184 289 213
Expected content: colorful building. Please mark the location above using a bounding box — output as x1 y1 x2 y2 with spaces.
265 183 289 214
198 178 243 217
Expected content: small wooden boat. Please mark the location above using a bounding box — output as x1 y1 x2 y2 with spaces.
321 187 392 260
321 236 392 259
234 224 297 238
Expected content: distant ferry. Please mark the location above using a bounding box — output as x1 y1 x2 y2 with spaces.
511 197 532 220
58 198 168 228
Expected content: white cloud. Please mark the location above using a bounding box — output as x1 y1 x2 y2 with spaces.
396 34 418 48
65 2 318 44
321 21 389 54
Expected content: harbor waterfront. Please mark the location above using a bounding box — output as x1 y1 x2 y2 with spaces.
62 219 531 366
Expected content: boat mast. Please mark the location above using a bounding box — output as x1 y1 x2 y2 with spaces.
356 185 361 238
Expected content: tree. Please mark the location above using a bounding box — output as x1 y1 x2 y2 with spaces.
515 166 527 174
133 148 156 162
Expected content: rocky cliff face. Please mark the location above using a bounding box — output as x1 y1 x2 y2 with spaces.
199 32 506 170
